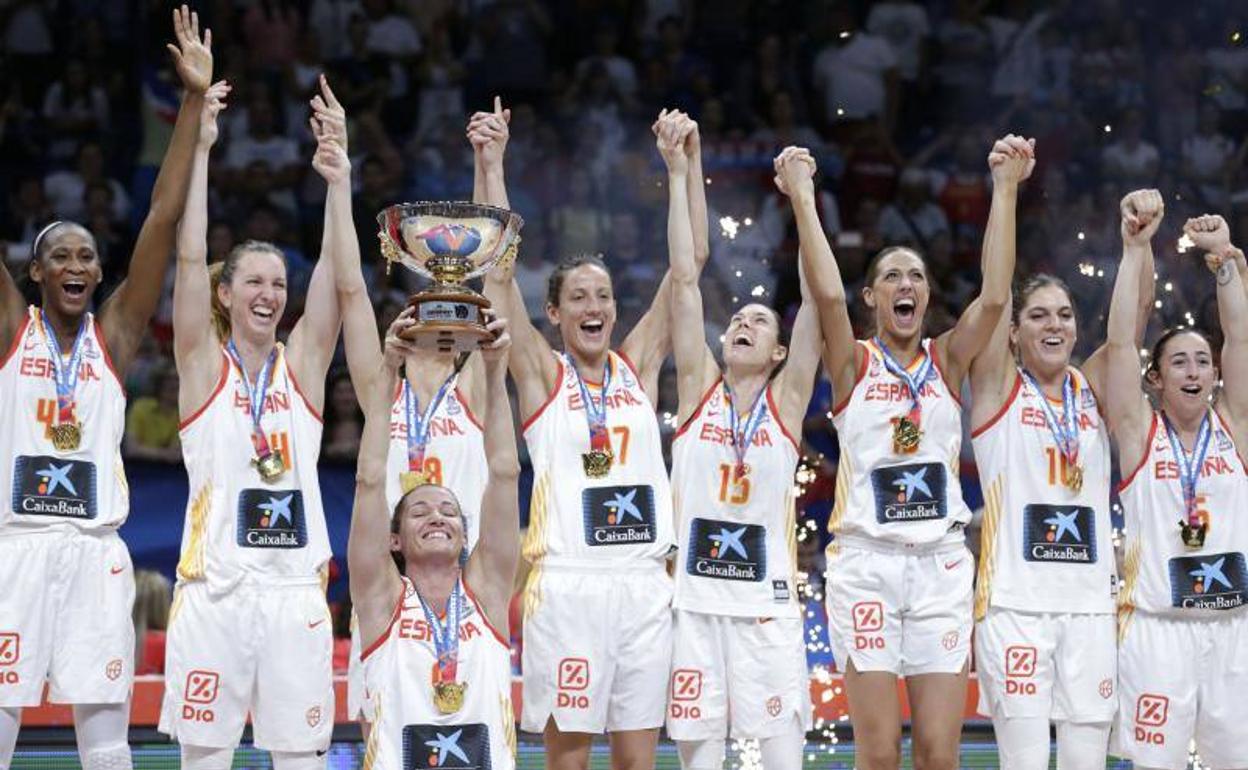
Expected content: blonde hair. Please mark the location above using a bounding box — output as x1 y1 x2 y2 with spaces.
208 240 288 342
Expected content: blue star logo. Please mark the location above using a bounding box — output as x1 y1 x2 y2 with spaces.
892 468 932 501
36 463 76 496
1044 510 1082 543
709 526 749 560
1190 557 1233 592
604 489 643 522
258 494 294 527
425 729 469 766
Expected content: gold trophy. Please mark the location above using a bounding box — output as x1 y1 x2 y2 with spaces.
377 202 523 352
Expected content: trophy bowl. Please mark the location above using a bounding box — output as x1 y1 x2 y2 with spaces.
377 201 524 352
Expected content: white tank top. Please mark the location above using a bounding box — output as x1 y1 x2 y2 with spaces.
385 378 486 551
1119 408 1248 619
0 307 128 535
175 344 330 589
361 576 515 770
971 369 1115 617
826 338 971 548
672 379 800 618
522 351 675 567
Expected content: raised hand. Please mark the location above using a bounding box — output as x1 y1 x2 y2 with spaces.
467 96 511 170
478 307 512 364
167 4 213 95
773 146 816 197
197 80 230 149
655 109 689 175
987 134 1035 186
310 75 350 184
382 307 419 371
1120 189 1165 247
681 114 701 158
310 74 347 151
1184 214 1232 261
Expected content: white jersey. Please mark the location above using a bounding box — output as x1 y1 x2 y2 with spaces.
1119 408 1248 620
175 344 330 589
826 338 971 547
971 369 1115 617
361 577 515 770
671 379 800 618
0 307 128 534
385 378 485 550
522 351 674 567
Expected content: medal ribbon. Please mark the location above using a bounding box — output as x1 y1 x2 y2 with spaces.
1162 411 1212 527
872 337 934 428
566 353 612 454
40 312 89 429
225 340 277 458
1021 369 1081 467
404 373 457 476
723 380 769 476
415 580 463 682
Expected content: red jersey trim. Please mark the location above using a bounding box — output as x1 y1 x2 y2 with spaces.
970 372 1022 439
93 316 126 396
456 386 484 432
766 382 801 453
673 376 722 441
927 339 963 408
831 342 869 417
1117 411 1160 493
0 309 32 369
521 355 564 433
284 344 324 423
178 353 229 431
616 350 641 384
462 577 510 648
359 589 406 662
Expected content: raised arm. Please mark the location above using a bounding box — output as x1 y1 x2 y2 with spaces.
350 311 411 647
464 313 520 635
1185 215 1248 443
100 5 212 374
173 80 230 418
0 242 25 351
936 134 1033 388
659 112 717 424
1104 192 1163 473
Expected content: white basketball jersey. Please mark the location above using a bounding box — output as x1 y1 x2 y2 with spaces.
522 351 675 567
1119 408 1248 620
0 307 128 534
385 379 486 551
971 369 1115 617
826 339 971 547
672 379 800 618
175 344 330 588
361 577 515 770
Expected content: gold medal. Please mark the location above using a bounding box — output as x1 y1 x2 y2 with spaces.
1180 520 1207 549
400 470 430 493
253 450 286 483
892 416 921 454
582 449 613 478
1065 463 1084 493
48 421 82 451
433 680 466 714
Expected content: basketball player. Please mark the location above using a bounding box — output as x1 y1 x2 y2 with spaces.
0 7 212 768
477 106 707 770
157 72 343 769
967 190 1161 768
351 307 517 770
662 138 822 770
1107 211 1248 769
802 135 1033 770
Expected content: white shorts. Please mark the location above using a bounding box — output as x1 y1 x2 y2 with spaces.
975 607 1116 723
520 563 672 734
0 530 134 707
159 580 334 752
824 541 972 676
1110 610 1248 769
666 610 810 740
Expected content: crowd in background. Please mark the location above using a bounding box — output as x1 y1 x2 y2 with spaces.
2 0 1247 660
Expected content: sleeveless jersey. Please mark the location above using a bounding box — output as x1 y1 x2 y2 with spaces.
385 378 486 551
175 344 330 589
826 338 971 547
0 307 128 534
971 369 1115 617
361 577 515 770
671 379 800 618
1118 408 1248 620
522 351 674 567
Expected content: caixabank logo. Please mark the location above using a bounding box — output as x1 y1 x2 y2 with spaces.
1168 552 1246 611
12 455 97 519
1023 504 1096 563
582 485 655 546
403 723 492 770
686 517 765 581
870 463 946 524
235 490 307 548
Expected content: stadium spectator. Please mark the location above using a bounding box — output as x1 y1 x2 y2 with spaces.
44 141 131 223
